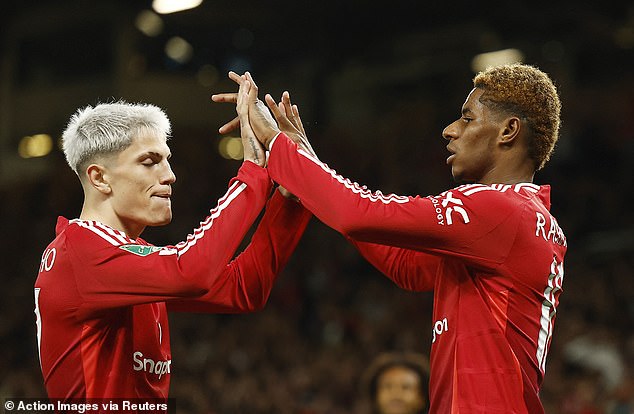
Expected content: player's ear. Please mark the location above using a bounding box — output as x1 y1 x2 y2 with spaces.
85 164 112 195
499 116 521 146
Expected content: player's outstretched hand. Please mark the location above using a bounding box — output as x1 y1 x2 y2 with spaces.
258 87 316 158
272 90 317 158
236 76 266 166
214 71 280 146
236 72 280 148
211 71 244 135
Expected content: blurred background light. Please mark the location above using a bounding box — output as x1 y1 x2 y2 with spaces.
135 10 164 37
471 48 524 72
165 36 193 64
18 134 53 159
152 0 203 14
218 136 243 160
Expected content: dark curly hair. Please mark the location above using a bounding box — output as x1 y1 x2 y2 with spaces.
362 352 430 414
473 64 561 170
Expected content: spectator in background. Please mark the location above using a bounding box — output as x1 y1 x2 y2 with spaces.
362 352 429 414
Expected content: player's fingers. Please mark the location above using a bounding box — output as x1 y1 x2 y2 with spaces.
277 92 294 129
292 104 307 136
228 71 243 85
244 72 259 93
218 117 240 134
281 91 298 124
282 92 305 133
281 92 292 116
265 94 284 120
237 80 252 116
246 76 260 105
211 93 238 103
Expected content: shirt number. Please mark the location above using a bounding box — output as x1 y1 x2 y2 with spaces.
536 256 564 373
34 288 42 368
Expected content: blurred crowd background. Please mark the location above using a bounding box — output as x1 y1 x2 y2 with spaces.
1 1 633 413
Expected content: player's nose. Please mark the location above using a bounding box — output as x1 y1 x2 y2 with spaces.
442 120 459 141
161 161 176 185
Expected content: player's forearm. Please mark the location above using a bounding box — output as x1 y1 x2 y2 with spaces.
348 238 437 291
267 134 419 245
168 190 311 313
226 190 311 310
174 161 273 279
75 162 274 315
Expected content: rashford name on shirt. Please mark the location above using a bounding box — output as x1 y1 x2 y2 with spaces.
535 212 566 247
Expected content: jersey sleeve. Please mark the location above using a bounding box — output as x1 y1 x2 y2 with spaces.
347 238 440 292
267 133 521 269
167 189 312 313
66 161 274 319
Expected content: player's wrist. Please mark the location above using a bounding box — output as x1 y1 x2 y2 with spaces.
265 132 282 150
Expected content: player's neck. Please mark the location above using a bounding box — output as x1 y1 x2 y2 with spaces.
477 161 535 186
79 203 144 239
478 174 535 185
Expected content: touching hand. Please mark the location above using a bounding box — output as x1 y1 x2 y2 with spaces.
210 71 243 135
213 71 280 148
241 72 280 148
264 91 317 158
236 75 266 166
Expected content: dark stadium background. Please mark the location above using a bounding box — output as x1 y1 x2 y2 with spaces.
1 1 632 412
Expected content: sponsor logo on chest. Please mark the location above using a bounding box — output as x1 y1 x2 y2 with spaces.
133 351 172 379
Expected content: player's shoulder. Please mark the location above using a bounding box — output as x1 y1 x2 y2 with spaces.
438 183 542 209
453 183 541 197
64 219 136 248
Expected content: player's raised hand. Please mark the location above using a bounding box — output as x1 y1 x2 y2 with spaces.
236 77 266 166
260 88 316 158
237 72 280 148
278 91 306 135
275 91 316 157
211 71 243 135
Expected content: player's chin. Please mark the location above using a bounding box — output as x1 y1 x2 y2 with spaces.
382 400 409 414
450 166 465 183
148 211 173 227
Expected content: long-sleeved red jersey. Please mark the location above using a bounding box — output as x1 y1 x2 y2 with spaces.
267 134 567 413
34 161 311 402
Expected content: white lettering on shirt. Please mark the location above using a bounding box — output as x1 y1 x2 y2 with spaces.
430 191 470 226
39 248 56 272
133 351 172 379
431 317 449 343
535 212 567 246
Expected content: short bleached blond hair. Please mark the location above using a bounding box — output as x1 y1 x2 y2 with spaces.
62 101 171 176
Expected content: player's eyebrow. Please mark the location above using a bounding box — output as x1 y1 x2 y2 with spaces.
138 151 171 160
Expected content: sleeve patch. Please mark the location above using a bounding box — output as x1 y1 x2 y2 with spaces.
119 244 164 256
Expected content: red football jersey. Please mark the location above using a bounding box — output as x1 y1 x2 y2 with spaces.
267 134 567 413
34 161 312 401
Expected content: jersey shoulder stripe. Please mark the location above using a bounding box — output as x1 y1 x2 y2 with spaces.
173 181 247 257
66 180 247 256
297 148 409 204
69 220 134 246
458 183 541 197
